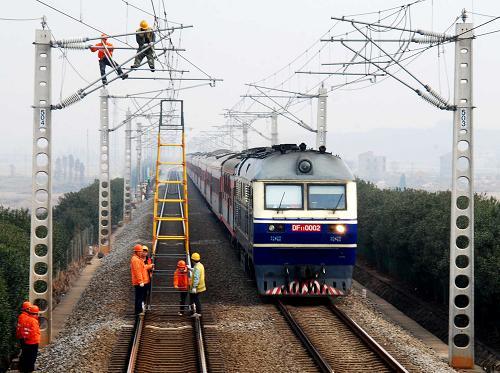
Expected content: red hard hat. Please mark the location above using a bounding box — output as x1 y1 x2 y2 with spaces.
22 301 32 311
29 305 40 314
133 244 143 253
177 260 186 268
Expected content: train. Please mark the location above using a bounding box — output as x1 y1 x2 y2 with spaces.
186 143 357 296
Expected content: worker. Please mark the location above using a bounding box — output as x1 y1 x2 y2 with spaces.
189 252 205 316
173 260 189 315
142 245 153 302
16 300 32 368
19 305 40 373
130 20 156 71
130 244 153 314
90 33 128 85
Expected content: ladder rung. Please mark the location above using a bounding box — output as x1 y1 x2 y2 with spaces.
155 217 186 221
159 143 183 147
157 198 185 203
158 180 183 184
157 235 187 240
159 162 184 165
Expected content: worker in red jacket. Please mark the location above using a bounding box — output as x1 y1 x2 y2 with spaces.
90 33 128 85
19 305 40 373
142 245 153 302
173 260 189 315
16 301 31 343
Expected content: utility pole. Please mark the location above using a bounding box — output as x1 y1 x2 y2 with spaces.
316 84 327 149
99 89 111 254
135 122 142 202
123 109 132 223
30 28 52 346
271 110 278 145
448 12 474 369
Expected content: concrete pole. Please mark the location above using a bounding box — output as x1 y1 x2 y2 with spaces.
135 123 142 201
271 110 278 145
98 89 111 255
316 84 328 149
30 29 52 346
123 109 132 223
448 17 474 369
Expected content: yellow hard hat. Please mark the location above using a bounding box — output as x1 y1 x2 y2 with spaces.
142 245 149 252
191 252 200 261
140 20 149 29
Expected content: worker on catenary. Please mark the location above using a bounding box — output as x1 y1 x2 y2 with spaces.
90 33 128 85
16 301 31 368
130 20 156 71
189 252 205 316
131 244 154 314
18 305 41 373
173 260 189 315
142 245 153 302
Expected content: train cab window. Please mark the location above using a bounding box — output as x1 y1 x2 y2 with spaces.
265 184 303 209
308 184 346 210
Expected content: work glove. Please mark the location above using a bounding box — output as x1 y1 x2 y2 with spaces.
191 288 197 294
139 282 144 287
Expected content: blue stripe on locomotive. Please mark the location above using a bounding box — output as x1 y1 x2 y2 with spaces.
253 223 357 245
252 247 356 266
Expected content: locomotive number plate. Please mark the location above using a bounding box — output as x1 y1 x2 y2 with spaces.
291 224 321 232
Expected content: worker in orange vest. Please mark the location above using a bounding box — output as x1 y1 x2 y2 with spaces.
19 305 40 373
16 300 32 367
131 244 153 314
90 33 128 85
173 260 189 315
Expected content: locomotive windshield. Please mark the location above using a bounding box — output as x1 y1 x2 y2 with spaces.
308 184 346 210
265 184 303 209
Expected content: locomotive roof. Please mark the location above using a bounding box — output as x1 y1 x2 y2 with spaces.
189 144 354 181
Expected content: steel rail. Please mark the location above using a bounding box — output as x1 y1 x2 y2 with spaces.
275 301 333 373
125 313 144 373
326 301 409 373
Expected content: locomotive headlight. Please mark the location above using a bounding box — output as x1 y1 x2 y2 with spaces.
330 224 347 235
268 224 276 232
298 159 312 174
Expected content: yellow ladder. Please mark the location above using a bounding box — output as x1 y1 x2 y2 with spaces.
152 100 190 258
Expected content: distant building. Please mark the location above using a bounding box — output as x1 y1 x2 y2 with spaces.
399 173 407 189
440 152 452 179
358 151 386 181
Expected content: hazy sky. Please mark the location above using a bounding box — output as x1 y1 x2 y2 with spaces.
1 0 500 176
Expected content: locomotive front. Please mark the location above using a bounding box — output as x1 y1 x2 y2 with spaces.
246 147 357 296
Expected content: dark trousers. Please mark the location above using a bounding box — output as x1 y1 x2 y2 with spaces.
179 291 188 313
99 58 124 83
133 48 155 69
134 285 145 315
190 292 202 314
19 343 38 373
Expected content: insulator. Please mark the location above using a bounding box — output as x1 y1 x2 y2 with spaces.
54 90 86 110
417 29 451 40
424 85 452 106
417 90 454 111
412 35 445 44
55 43 89 50
53 37 89 45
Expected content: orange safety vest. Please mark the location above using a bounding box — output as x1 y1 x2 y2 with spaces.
173 268 189 291
131 254 152 285
16 312 30 340
90 41 115 60
23 315 41 345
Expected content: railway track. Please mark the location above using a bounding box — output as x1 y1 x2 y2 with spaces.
276 300 408 373
109 171 224 373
